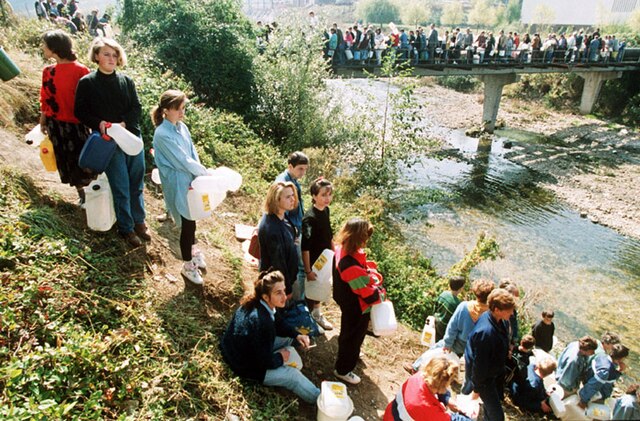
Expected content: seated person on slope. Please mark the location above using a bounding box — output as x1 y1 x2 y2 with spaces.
510 356 557 414
612 383 640 420
220 270 320 404
385 357 471 421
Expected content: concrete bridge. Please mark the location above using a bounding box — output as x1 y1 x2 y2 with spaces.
332 49 640 133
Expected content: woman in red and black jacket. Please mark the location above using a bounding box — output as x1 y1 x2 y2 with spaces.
333 218 385 385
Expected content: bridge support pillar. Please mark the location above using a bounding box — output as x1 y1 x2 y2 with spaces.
477 74 519 133
578 71 622 114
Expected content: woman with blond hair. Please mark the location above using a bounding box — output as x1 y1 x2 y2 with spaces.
333 217 385 385
385 357 471 420
75 37 149 247
151 90 209 285
258 181 299 296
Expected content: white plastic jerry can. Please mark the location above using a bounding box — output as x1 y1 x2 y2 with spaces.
305 249 334 302
186 187 212 220
370 300 397 336
191 175 227 210
420 315 436 347
105 122 143 156
84 175 116 232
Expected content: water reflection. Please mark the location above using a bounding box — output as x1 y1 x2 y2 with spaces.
400 130 640 380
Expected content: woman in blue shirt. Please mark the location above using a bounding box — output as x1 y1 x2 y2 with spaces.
151 90 209 285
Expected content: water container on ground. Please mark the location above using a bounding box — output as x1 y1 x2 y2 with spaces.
370 300 397 336
548 385 566 418
305 249 334 302
586 402 611 420
84 175 116 232
317 381 353 421
105 123 143 156
473 54 480 64
456 393 480 420
39 136 57 172
561 395 589 421
283 346 303 370
186 187 212 220
420 315 436 347
0 47 21 82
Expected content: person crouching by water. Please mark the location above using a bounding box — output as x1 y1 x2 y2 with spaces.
384 357 472 421
75 38 150 247
333 218 386 385
220 270 320 404
151 90 209 285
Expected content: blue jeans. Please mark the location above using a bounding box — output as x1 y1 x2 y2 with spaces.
104 148 146 234
291 234 306 301
263 337 320 404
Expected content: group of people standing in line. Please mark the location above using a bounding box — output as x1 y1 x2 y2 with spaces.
35 0 111 37
220 149 389 404
39 29 211 287
318 20 628 66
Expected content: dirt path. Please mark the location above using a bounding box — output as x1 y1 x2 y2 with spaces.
416 82 640 240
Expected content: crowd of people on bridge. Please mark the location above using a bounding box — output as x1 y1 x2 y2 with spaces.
34 0 112 37
320 22 629 66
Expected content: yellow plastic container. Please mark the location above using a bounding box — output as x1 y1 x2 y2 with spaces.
39 136 57 172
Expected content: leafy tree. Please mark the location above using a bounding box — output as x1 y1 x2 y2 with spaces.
627 8 640 32
249 16 342 150
505 0 522 24
441 2 466 27
357 0 400 25
122 0 256 115
401 0 433 28
468 0 496 29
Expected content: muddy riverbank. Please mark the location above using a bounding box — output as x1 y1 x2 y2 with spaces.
415 80 640 239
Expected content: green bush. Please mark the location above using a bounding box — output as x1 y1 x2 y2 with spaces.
437 75 480 93
123 0 256 115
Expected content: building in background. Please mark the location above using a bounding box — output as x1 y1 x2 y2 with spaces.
521 0 639 26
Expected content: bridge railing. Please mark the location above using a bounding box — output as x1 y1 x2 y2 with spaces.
328 46 640 70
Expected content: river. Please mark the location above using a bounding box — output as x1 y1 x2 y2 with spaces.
328 78 640 381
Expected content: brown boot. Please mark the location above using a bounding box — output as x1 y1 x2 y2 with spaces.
134 223 151 241
122 232 142 247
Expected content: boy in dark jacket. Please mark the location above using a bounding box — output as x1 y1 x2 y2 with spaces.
510 357 556 414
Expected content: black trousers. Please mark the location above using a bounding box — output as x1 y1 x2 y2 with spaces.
335 301 370 375
180 216 196 261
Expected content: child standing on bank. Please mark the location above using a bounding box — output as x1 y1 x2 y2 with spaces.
151 90 209 285
301 178 334 331
531 310 555 352
434 276 465 341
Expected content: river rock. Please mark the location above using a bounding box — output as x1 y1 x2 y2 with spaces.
580 211 588 218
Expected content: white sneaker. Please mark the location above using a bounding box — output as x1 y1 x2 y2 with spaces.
191 248 207 269
181 261 203 285
313 313 334 331
333 370 361 385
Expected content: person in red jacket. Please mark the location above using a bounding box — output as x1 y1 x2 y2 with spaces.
385 357 472 421
39 30 93 203
333 218 385 385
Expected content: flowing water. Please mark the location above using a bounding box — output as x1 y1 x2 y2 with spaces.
328 79 640 380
